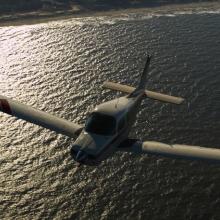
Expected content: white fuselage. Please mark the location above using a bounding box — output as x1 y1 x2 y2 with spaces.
70 92 144 166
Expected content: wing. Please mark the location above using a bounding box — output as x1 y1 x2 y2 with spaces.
0 95 83 138
118 139 220 163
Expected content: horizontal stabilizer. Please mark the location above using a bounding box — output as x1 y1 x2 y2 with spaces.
119 140 220 163
0 95 83 138
145 90 184 104
103 81 184 104
103 81 135 94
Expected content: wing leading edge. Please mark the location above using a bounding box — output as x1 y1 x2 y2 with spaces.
118 140 220 163
0 95 83 138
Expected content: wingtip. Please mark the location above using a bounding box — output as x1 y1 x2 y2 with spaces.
177 97 185 105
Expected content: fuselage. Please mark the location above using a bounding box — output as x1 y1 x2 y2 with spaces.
70 91 145 166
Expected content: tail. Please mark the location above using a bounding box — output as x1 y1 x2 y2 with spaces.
103 55 185 105
128 55 151 97
136 55 152 90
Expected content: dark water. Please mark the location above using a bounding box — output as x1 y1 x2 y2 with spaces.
0 7 220 220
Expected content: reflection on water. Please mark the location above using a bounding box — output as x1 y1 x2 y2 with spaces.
0 7 220 220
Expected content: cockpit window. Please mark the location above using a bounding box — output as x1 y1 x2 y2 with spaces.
85 113 116 135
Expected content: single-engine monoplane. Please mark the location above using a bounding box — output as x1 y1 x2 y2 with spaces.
1 56 220 166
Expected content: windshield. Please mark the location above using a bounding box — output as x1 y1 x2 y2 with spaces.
85 113 116 135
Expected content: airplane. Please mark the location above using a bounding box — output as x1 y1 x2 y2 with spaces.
0 55 220 166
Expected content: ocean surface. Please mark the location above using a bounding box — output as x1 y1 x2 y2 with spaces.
0 5 220 220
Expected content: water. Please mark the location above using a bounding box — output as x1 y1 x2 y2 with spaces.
0 6 220 220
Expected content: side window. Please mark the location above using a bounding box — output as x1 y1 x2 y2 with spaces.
118 117 126 131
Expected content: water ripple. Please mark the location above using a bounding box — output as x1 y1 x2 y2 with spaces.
0 9 220 220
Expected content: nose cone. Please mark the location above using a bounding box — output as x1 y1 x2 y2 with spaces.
76 150 87 162
70 147 88 163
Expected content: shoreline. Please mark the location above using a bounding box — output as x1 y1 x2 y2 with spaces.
0 1 220 27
